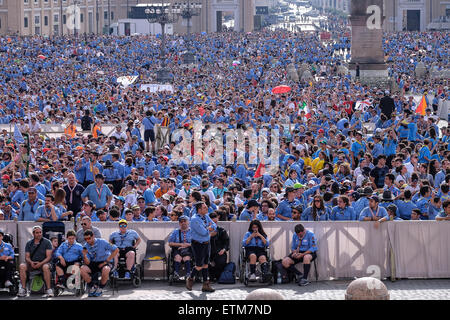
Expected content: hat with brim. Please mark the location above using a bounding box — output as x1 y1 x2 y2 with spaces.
293 183 305 189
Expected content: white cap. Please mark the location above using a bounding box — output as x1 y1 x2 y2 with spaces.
308 180 316 186
207 165 214 173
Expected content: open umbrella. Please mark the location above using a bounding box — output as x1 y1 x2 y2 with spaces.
272 85 291 94
37 54 46 60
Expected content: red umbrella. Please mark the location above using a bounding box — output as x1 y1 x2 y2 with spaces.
272 85 291 94
37 54 46 60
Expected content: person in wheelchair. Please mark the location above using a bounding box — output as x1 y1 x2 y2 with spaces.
0 229 15 289
242 220 272 282
168 215 192 281
281 223 317 287
109 219 141 280
80 229 119 297
54 230 83 289
18 226 54 297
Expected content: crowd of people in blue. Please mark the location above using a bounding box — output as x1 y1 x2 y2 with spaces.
0 11 449 297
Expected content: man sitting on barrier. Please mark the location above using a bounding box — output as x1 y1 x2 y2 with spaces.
18 226 54 297
281 223 317 287
54 230 83 288
168 215 192 280
80 229 119 297
109 219 141 279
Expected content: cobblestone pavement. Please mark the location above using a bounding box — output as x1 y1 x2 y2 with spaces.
2 279 450 300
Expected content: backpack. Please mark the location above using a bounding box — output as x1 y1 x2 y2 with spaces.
272 260 292 284
218 262 236 284
81 116 91 131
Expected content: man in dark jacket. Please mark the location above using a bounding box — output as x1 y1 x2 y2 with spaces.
208 212 230 282
380 90 395 120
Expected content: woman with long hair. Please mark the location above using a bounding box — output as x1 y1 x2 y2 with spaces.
302 195 330 221
54 188 73 221
242 220 272 282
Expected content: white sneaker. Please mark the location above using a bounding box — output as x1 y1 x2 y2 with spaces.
17 287 27 297
44 288 54 298
249 273 257 282
4 280 13 287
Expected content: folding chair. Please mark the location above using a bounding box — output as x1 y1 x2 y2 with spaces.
141 240 167 280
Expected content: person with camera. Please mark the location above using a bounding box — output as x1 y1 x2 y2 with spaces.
208 212 230 282
168 215 192 280
281 223 317 286
80 229 119 297
185 202 216 292
242 219 271 282
109 219 141 279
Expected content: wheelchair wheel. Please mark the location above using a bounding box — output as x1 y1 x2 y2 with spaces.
244 277 249 287
132 276 141 287
168 274 173 286
8 283 18 296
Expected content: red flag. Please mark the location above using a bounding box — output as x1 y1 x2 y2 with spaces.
415 95 427 116
254 161 265 179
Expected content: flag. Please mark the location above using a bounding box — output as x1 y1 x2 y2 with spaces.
14 124 24 144
254 161 265 179
415 95 427 116
298 102 311 119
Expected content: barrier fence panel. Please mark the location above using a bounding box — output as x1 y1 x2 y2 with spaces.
387 221 450 279
10 221 450 280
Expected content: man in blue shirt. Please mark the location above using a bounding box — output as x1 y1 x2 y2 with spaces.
168 215 193 280
35 194 61 222
142 110 159 154
276 187 297 221
281 224 317 286
186 201 216 292
81 174 113 211
0 229 15 288
109 219 141 279
80 229 119 297
54 229 83 289
18 187 44 221
239 200 260 221
359 195 388 221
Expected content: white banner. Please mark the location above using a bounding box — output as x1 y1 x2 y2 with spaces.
140 84 174 93
117 75 138 88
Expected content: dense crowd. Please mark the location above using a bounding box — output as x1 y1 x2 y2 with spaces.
0 17 448 227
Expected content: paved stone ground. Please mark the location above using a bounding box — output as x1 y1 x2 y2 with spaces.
2 278 450 300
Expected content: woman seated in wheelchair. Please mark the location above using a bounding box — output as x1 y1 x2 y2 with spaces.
54 230 83 289
242 220 272 282
168 215 192 280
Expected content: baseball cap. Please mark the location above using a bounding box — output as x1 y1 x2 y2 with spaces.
118 219 128 226
83 200 94 207
178 215 189 222
293 183 305 189
1 174 10 180
285 186 295 193
369 195 380 202
131 205 140 210
318 129 324 133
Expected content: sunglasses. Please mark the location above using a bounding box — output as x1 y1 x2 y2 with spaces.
81 223 88 226
119 224 127 228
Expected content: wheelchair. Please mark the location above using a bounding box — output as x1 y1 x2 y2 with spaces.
110 247 142 292
238 246 273 287
52 261 86 297
0 233 20 296
167 247 195 286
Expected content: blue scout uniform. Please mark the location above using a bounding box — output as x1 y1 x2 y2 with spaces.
358 206 388 221
81 184 113 209
329 206 357 221
242 232 270 248
19 199 44 221
84 238 117 262
109 230 140 249
55 241 83 263
291 230 317 253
